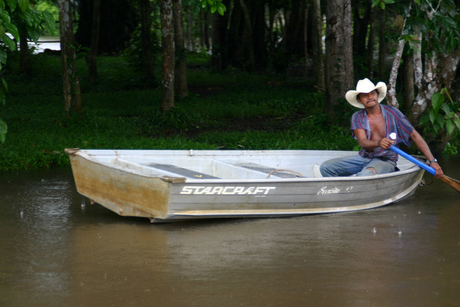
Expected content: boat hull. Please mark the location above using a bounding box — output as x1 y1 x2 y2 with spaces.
66 149 425 222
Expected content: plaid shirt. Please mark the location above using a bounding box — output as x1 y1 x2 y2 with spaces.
351 104 414 162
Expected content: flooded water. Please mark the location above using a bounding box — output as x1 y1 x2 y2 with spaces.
1 156 460 307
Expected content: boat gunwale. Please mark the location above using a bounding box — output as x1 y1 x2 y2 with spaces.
68 148 426 184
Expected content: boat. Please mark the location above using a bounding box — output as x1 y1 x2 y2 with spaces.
65 148 426 223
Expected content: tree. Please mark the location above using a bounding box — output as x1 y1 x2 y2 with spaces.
377 0 460 153
311 0 325 91
140 0 155 80
58 0 82 116
161 0 175 110
173 0 188 99
86 0 101 84
324 0 354 117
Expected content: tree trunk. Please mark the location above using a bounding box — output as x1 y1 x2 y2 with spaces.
378 8 386 79
19 30 31 75
185 7 194 51
238 0 255 71
58 0 82 116
325 0 353 116
367 5 374 79
173 0 188 99
161 0 175 111
211 12 223 70
352 0 371 59
386 38 404 108
311 0 325 91
140 0 154 80
402 53 414 112
87 0 101 84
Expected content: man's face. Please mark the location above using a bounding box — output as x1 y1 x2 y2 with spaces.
358 90 378 107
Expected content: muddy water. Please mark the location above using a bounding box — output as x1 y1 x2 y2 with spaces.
1 156 460 307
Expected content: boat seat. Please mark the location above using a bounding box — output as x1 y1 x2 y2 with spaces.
229 162 305 178
143 163 219 179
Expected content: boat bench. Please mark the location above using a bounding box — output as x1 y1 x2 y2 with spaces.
213 161 305 179
143 163 219 179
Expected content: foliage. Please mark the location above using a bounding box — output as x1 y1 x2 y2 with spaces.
419 88 460 136
373 0 460 56
0 53 363 171
183 0 227 15
121 27 161 78
0 0 55 143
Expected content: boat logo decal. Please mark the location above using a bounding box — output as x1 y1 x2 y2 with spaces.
317 186 353 195
180 186 276 195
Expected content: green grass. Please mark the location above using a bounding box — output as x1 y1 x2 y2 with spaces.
0 52 358 171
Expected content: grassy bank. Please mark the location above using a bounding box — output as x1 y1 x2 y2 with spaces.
1 52 358 171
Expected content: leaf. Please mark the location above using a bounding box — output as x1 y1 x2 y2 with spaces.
419 113 430 126
42 11 56 35
1 77 8 92
395 15 404 31
5 0 16 11
452 114 460 129
1 33 16 51
441 102 451 115
0 9 11 24
0 89 5 106
435 113 445 127
431 92 444 111
428 108 437 124
446 119 455 136
380 2 385 9
4 22 19 40
210 4 217 13
21 9 34 26
372 0 380 8
0 48 6 65
18 0 29 12
217 3 226 15
0 118 7 143
26 24 40 43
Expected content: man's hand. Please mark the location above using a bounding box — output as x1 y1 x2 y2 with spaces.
378 138 394 150
430 162 444 179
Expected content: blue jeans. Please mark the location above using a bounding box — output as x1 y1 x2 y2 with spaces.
320 154 396 177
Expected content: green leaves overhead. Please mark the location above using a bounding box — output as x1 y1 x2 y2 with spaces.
183 0 227 16
420 90 460 136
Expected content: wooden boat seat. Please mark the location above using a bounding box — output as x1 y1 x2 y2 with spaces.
144 163 219 179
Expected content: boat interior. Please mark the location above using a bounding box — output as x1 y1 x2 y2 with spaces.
88 150 423 181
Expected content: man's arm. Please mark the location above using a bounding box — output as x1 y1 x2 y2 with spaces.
353 129 389 150
409 129 444 178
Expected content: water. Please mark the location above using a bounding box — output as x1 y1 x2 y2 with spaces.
1 156 460 307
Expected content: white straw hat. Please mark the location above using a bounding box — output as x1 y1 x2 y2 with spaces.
345 78 387 109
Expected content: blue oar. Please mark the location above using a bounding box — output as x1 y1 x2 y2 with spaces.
388 133 460 193
389 145 436 176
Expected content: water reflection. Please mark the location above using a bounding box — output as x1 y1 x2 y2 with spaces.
1 157 460 306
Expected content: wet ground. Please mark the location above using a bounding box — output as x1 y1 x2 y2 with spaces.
1 156 460 307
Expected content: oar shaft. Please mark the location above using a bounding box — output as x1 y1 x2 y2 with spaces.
390 145 436 176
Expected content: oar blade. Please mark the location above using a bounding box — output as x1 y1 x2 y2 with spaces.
439 175 460 194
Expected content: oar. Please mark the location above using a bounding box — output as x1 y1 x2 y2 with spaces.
388 142 460 193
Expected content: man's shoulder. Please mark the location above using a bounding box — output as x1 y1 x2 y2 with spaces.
381 104 404 116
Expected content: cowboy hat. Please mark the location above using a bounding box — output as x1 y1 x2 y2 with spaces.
345 78 387 109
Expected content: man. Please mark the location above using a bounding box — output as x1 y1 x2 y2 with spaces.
320 78 443 178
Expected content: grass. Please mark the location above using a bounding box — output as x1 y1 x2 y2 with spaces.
0 51 358 171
